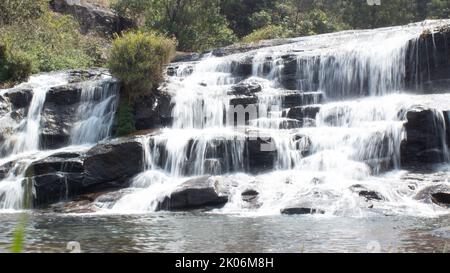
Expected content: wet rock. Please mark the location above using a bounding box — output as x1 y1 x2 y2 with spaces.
415 183 450 207
3 88 33 109
46 85 82 106
241 189 259 202
0 161 15 180
83 137 144 188
133 92 174 130
25 153 84 177
50 0 134 37
401 108 448 166
281 203 325 215
230 57 253 78
228 80 262 96
286 106 321 126
157 176 229 211
229 96 259 107
444 110 450 147
280 54 299 90
281 92 324 108
350 185 385 201
67 69 110 83
245 136 276 174
31 173 85 208
406 28 450 91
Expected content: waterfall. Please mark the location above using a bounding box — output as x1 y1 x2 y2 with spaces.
0 71 119 210
111 21 450 215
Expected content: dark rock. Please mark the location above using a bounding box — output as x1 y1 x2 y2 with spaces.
3 89 33 109
401 108 448 166
83 137 144 188
350 185 385 201
25 153 84 177
40 105 76 149
444 110 450 148
405 28 450 91
431 192 450 207
280 54 299 90
0 161 15 180
46 85 82 105
31 173 85 208
133 92 174 130
157 176 228 211
415 183 450 207
281 205 325 215
287 106 321 126
245 136 276 174
50 0 134 37
281 92 324 108
230 57 253 78
241 189 259 202
229 96 258 107
228 80 262 96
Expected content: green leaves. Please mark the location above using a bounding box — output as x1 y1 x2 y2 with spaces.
107 31 176 99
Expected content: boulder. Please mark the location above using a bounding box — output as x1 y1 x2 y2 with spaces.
83 137 144 188
350 185 385 201
245 136 276 174
401 108 448 166
3 88 33 109
45 85 82 106
281 202 326 215
157 176 228 211
228 80 262 96
241 189 259 203
50 0 134 37
25 152 84 177
30 173 85 208
415 183 450 207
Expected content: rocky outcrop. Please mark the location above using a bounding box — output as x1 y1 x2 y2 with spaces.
133 92 174 131
25 136 144 208
50 0 134 37
401 108 449 166
157 176 229 211
3 89 33 109
406 27 450 92
40 69 119 149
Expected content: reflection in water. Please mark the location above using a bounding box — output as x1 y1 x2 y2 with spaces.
0 213 448 253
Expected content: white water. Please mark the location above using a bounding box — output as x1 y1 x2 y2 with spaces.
110 21 450 216
0 72 119 210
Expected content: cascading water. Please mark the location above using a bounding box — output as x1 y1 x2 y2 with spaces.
0 71 119 210
110 20 450 216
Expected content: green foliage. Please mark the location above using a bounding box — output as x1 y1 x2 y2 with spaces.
0 0 107 77
108 31 176 99
112 0 237 52
10 214 28 253
0 44 32 85
243 25 288 43
0 0 48 26
115 100 136 137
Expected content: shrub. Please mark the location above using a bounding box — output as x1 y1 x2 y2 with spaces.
0 44 32 85
107 31 176 100
242 25 288 43
115 100 136 137
0 0 48 26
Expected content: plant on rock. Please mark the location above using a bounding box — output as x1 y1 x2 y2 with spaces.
107 31 176 100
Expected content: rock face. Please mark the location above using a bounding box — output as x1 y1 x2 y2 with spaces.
401 108 449 166
406 27 450 91
133 92 174 130
50 0 134 36
157 176 228 211
25 136 144 208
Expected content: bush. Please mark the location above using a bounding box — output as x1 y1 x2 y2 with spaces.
115 100 136 137
107 31 176 100
242 25 288 43
0 44 32 85
0 0 47 26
